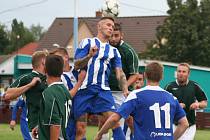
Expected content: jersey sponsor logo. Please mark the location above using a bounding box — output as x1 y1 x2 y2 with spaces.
172 88 178 90
150 132 172 138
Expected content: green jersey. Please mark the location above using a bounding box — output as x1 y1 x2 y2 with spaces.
165 80 208 125
38 82 71 140
10 70 47 131
109 41 139 91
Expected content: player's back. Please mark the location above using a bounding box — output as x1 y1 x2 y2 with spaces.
130 86 184 140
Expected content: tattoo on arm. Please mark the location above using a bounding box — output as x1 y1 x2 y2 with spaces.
74 55 91 70
118 72 128 92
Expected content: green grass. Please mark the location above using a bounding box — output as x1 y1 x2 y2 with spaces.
0 124 209 140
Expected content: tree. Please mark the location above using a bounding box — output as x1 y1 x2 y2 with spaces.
5 19 35 54
0 24 9 54
29 24 46 41
143 0 210 67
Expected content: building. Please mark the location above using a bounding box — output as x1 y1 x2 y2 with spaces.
38 15 167 58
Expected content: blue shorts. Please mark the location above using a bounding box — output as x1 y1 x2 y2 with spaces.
73 86 116 119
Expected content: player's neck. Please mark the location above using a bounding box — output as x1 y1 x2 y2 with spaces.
97 34 108 43
33 67 45 75
47 76 61 85
146 80 159 86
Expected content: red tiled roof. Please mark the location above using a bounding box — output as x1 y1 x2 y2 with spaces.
13 42 39 56
38 16 167 53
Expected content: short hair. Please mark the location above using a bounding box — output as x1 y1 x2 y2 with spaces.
177 63 190 72
145 62 163 82
50 47 68 56
99 16 115 23
138 71 144 80
32 51 48 69
45 55 64 77
114 22 122 31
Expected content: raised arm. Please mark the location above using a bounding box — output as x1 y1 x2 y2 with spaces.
4 77 41 100
74 46 98 70
69 70 86 97
115 68 129 97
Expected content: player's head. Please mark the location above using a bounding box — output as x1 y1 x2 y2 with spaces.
134 72 144 89
97 17 115 40
45 54 64 77
32 51 48 71
109 22 123 47
176 63 190 84
145 62 163 83
50 47 69 69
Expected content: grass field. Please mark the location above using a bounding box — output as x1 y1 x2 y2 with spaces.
0 124 209 140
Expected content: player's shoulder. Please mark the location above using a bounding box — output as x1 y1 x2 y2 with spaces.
189 80 199 86
165 81 177 88
135 86 175 97
78 38 92 49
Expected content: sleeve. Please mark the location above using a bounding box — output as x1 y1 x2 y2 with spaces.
125 48 139 74
164 83 171 91
111 49 122 69
11 99 24 120
42 93 61 125
74 39 91 60
9 75 29 88
194 82 208 102
116 92 138 119
174 99 186 122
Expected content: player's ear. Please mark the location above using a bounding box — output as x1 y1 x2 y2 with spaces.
121 32 124 40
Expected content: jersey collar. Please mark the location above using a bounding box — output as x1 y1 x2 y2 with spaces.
48 82 63 87
95 37 109 45
120 40 124 46
176 79 189 86
32 70 39 75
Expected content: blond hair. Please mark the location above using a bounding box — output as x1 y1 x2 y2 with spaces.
32 51 48 68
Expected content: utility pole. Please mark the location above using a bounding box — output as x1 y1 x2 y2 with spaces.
73 0 78 54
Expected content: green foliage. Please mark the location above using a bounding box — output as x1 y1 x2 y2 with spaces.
143 0 210 67
0 24 9 54
29 24 46 41
5 19 35 54
0 19 45 54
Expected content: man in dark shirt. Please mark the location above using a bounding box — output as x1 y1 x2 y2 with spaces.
165 63 208 140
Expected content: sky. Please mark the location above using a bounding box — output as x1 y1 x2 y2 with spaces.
0 0 169 29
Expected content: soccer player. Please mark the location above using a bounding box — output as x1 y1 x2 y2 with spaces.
33 54 71 140
95 62 189 140
74 17 128 140
4 51 48 139
165 63 208 140
10 96 31 140
50 47 85 140
100 22 139 140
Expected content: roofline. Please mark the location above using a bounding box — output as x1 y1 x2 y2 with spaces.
55 15 168 20
140 59 210 72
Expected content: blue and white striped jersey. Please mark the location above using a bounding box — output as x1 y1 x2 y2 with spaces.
74 37 122 90
61 66 78 90
117 86 186 140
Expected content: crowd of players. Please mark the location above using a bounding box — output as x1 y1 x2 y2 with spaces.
3 17 208 140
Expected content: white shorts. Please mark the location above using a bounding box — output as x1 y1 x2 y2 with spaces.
173 124 196 140
112 91 125 108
